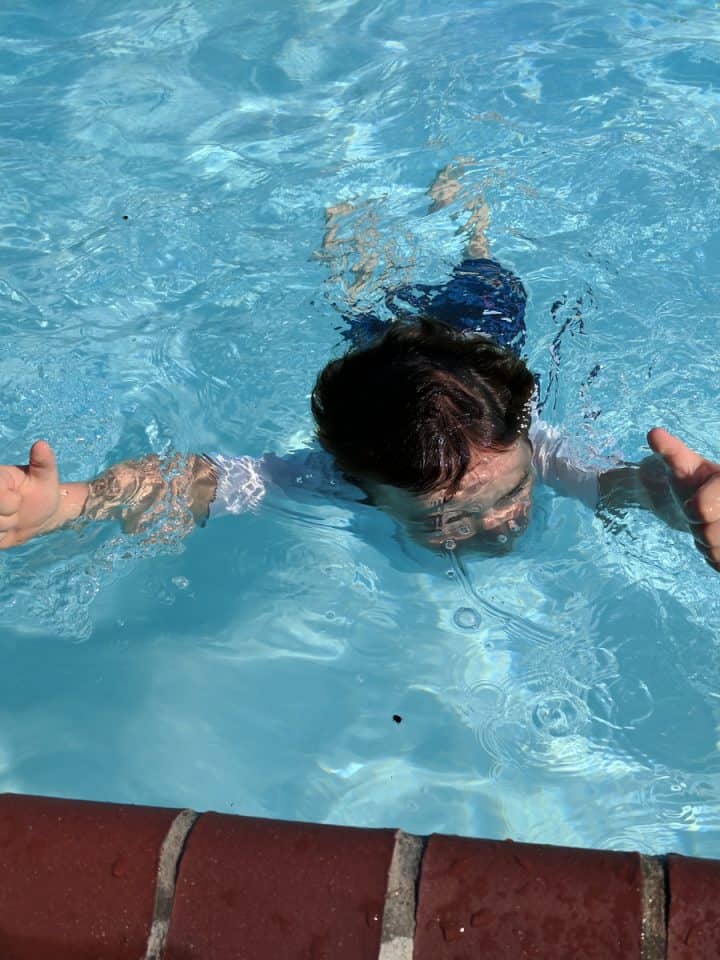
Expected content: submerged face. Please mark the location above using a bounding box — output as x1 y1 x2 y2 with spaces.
372 437 534 549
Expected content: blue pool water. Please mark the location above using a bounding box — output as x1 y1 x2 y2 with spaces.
1 0 720 854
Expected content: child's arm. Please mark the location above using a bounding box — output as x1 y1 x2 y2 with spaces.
647 427 720 571
597 454 687 530
598 428 720 570
0 441 218 549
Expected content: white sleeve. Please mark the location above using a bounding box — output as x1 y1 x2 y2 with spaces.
207 448 353 518
529 420 600 508
209 455 266 517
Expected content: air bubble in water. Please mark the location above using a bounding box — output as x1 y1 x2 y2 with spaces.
453 607 482 630
172 576 189 590
531 695 585 738
444 538 456 551
497 534 508 544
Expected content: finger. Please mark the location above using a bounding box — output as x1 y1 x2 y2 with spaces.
0 490 21 517
0 527 23 549
685 475 720 525
0 466 21 494
28 440 59 487
691 526 720 565
646 428 718 495
0 514 17 533
691 518 720 549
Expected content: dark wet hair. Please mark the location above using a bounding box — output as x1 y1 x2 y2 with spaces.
311 318 535 497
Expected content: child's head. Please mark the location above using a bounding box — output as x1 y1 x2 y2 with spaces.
311 318 536 544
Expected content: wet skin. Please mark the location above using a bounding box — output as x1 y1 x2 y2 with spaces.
369 437 535 548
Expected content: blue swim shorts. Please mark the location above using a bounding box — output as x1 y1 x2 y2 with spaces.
342 258 527 355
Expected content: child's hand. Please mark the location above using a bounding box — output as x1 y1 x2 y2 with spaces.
648 427 720 571
0 441 63 549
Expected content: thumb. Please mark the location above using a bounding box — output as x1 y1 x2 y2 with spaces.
647 427 717 493
28 440 59 486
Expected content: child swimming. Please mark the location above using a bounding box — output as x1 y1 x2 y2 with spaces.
1 167 719 570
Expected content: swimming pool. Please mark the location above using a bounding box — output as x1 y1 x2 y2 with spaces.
1 0 719 856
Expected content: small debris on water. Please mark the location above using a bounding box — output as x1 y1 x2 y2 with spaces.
392 714 402 724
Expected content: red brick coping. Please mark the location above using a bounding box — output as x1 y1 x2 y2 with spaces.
0 794 718 958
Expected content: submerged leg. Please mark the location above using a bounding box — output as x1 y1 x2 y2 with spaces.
427 159 491 260
460 196 491 260
321 202 354 254
317 200 384 309
419 162 526 353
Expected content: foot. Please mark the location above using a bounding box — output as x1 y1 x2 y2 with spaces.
427 157 474 213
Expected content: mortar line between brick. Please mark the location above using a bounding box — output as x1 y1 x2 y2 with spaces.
144 809 200 960
378 830 426 960
640 854 667 960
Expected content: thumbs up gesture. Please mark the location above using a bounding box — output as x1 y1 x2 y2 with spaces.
0 441 73 549
648 427 720 572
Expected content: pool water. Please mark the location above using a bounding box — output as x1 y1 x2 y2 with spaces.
2 0 720 854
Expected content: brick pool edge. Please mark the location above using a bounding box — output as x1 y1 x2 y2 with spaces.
0 793 718 958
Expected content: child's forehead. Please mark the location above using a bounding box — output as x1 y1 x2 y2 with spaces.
423 438 532 507
461 439 531 491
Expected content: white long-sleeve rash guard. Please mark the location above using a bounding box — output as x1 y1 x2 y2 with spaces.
208 419 604 519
